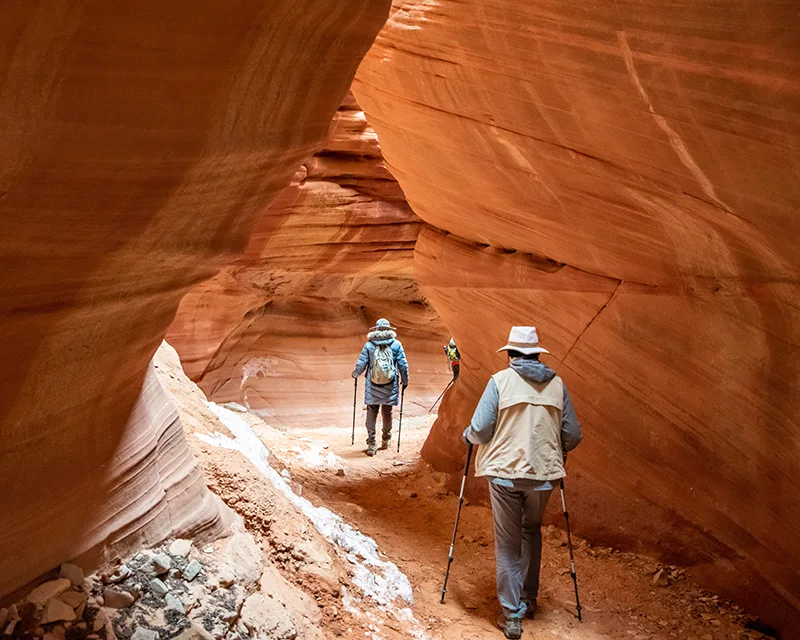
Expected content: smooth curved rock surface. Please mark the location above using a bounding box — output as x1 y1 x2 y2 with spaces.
167 97 452 425
0 0 389 601
355 1 799 633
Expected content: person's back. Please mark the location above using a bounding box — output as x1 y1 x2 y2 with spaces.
475 359 567 481
352 318 409 456
463 326 581 639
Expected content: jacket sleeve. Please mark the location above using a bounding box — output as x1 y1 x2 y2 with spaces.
395 341 409 386
352 343 370 378
561 385 582 452
462 378 499 445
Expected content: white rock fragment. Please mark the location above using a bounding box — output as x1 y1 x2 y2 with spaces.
59 563 85 587
182 560 202 582
26 578 72 605
169 539 193 557
102 588 135 609
131 628 159 640
150 578 169 598
41 599 77 624
240 593 296 640
151 554 172 576
164 593 185 614
104 564 132 584
223 534 262 588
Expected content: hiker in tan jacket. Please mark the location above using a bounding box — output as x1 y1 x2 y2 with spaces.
462 326 582 639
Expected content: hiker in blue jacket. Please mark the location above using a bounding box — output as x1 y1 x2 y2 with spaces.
352 318 410 456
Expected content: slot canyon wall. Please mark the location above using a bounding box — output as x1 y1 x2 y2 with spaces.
166 93 452 425
0 0 390 601
353 0 800 634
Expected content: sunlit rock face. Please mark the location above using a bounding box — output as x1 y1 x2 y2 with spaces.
354 0 800 633
0 0 390 601
167 96 452 426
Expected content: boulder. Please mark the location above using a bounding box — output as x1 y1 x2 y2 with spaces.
169 540 193 558
102 588 135 609
26 579 71 605
58 564 84 587
41 599 76 625
240 593 296 640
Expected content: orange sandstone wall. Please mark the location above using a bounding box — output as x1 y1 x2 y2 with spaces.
0 0 389 600
167 97 452 426
354 0 800 633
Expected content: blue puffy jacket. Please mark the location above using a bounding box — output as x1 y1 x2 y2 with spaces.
352 329 410 406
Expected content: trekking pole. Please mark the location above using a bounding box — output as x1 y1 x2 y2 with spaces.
429 378 454 413
440 443 473 604
351 377 357 446
396 386 405 453
560 478 583 621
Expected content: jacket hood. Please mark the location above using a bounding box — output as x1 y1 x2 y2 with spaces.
368 329 397 346
510 358 556 383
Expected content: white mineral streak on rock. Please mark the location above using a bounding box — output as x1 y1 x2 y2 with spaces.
196 402 428 638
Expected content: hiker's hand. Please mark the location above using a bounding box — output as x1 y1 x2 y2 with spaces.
352 371 358 379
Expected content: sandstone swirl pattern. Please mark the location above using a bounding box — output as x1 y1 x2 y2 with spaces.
353 0 800 633
0 0 390 601
166 93 452 425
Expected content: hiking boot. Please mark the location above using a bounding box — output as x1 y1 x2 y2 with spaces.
366 444 377 457
379 438 391 450
497 616 522 639
522 599 537 619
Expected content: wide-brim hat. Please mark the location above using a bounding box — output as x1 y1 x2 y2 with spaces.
370 318 397 332
497 326 549 355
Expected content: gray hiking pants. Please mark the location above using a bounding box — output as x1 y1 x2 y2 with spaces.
488 481 553 619
365 404 393 446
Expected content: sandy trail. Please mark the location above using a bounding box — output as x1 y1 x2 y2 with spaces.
254 413 755 640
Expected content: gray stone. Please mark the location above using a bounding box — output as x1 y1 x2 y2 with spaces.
102 588 135 609
151 554 172 576
169 539 192 557
182 560 202 582
131 627 159 640
164 593 185 614
59 564 85 587
149 578 169 598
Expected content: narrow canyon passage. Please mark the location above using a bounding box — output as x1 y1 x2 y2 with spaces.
154 343 761 640
1 1 797 639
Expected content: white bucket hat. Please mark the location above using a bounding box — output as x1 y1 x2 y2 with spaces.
497 326 549 355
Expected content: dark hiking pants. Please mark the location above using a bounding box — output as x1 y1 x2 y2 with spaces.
365 404 393 446
488 481 553 618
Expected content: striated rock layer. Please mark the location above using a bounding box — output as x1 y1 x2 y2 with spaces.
167 96 452 426
0 0 390 601
354 0 800 633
